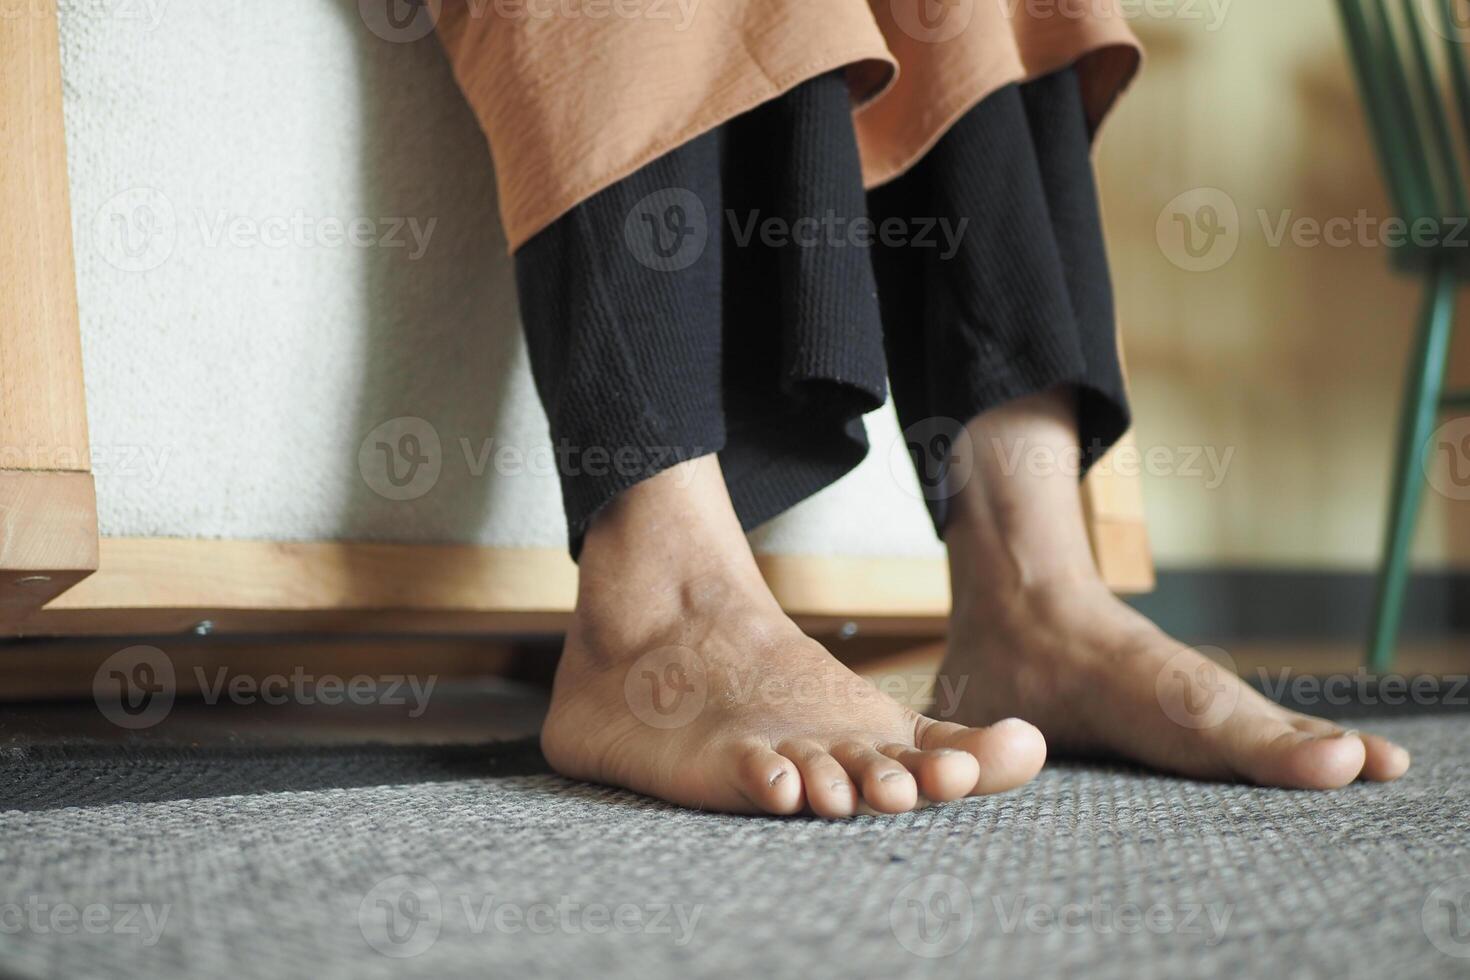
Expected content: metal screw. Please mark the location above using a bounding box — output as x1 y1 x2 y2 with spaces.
838 621 859 640
15 576 52 586
193 620 215 636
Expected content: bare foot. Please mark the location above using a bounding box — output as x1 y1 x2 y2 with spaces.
933 389 1410 790
940 576 1410 789
540 458 1047 817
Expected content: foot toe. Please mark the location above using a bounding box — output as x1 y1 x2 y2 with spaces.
919 717 1047 795
1287 717 1410 783
1232 723 1366 789
832 743 919 813
878 743 979 802
778 740 857 818
1356 731 1411 782
735 745 803 815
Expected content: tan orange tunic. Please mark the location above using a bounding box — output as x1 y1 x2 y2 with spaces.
436 0 1141 252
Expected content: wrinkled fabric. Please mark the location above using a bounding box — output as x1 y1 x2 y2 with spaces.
436 0 1141 251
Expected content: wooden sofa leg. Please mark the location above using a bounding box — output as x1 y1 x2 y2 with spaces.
0 472 99 623
1 3 100 628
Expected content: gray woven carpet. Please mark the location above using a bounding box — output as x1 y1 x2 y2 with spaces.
2 716 1469 980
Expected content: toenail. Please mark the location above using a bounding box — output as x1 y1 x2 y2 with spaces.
769 770 789 787
879 771 904 782
1333 730 1361 740
830 781 851 793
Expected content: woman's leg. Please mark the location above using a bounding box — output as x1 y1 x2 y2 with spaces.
516 74 1046 815
873 68 1410 788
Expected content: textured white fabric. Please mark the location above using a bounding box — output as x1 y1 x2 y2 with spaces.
58 0 943 558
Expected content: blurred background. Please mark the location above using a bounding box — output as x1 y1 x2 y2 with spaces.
1098 3 1468 656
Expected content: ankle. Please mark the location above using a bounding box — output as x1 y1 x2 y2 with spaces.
580 456 763 579
947 548 1112 627
571 458 779 661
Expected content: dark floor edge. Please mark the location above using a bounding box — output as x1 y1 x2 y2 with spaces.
1129 567 1470 644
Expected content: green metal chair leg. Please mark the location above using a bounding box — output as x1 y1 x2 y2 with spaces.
1367 262 1458 671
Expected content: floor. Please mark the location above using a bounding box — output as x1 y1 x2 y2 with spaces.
1 673 1469 979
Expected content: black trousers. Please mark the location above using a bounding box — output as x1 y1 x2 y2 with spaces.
515 66 1130 557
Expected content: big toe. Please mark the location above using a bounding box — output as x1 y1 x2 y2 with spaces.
920 717 1047 795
